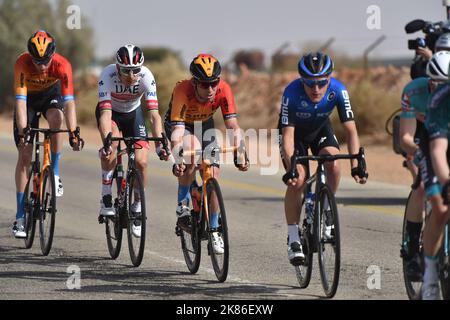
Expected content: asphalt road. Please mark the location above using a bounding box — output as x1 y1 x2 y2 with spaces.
0 135 411 300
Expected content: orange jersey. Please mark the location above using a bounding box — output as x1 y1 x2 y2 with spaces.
169 79 237 125
14 52 74 101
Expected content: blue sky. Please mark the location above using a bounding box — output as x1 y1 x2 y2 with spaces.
70 0 446 64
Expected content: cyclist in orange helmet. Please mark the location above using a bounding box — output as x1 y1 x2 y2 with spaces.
164 53 249 254
12 30 83 238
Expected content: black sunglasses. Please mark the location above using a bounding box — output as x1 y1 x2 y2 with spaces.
120 67 141 75
197 79 220 89
32 58 51 66
302 78 329 88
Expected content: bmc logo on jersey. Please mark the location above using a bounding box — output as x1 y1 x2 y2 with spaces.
281 96 289 125
341 90 354 119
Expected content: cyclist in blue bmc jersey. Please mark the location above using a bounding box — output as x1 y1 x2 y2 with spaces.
278 52 368 265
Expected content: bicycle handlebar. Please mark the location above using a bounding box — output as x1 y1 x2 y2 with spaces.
180 146 238 158
288 147 366 179
104 132 170 155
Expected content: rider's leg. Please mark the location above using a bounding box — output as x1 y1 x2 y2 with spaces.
177 134 201 210
15 144 33 220
405 184 425 257
318 146 340 214
46 108 64 177
100 123 120 197
284 164 307 245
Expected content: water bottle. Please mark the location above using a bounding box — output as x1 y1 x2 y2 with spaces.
305 192 315 224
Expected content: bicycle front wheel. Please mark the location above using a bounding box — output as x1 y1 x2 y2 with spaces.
39 166 56 256
206 178 229 282
296 224 313 288
24 167 37 249
105 169 123 259
127 170 146 267
316 184 340 298
401 190 422 300
440 223 450 300
179 204 202 274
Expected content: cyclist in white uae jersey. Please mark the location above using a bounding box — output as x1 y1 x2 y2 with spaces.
96 45 168 237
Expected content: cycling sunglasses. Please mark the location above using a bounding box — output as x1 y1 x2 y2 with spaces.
120 67 141 75
302 78 329 88
197 79 220 89
32 58 51 66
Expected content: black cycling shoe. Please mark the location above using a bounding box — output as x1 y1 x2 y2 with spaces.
406 253 423 282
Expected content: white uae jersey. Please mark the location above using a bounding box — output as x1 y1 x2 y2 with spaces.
98 64 158 113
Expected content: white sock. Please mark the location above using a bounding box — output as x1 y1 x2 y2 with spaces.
102 170 114 196
424 255 439 284
288 224 300 245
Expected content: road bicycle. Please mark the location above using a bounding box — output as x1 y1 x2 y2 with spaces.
291 147 366 298
400 174 450 300
99 133 169 267
175 145 243 282
24 117 82 256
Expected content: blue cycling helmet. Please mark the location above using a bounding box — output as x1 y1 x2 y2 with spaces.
298 52 334 77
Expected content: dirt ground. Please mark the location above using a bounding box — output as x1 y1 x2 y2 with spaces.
0 115 412 187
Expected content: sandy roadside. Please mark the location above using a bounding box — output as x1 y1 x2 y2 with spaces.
0 115 411 187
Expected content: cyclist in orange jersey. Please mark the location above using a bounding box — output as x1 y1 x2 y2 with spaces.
164 54 249 254
12 30 83 238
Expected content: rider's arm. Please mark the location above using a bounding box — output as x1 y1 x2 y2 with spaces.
14 57 28 135
430 137 449 185
99 109 112 142
281 126 295 171
64 99 77 132
169 89 186 160
399 118 418 156
142 67 162 140
57 56 77 132
342 120 360 169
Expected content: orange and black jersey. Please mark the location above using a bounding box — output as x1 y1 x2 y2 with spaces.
14 52 74 101
168 79 237 125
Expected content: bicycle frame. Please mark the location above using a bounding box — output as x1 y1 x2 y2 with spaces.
183 146 237 230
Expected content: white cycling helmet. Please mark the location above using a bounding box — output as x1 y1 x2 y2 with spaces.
435 32 450 51
426 51 450 81
115 44 144 68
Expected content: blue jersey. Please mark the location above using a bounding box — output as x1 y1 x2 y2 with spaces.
279 78 354 134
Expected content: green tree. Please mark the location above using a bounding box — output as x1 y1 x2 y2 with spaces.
0 0 94 112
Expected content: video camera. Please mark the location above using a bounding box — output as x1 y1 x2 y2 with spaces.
405 19 450 79
405 19 450 51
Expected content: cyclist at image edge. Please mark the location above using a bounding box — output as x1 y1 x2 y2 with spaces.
97 45 169 237
399 50 450 291
279 52 368 266
420 51 450 300
165 54 249 254
12 30 83 238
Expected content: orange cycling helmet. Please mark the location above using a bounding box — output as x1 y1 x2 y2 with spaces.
190 54 221 82
27 30 56 64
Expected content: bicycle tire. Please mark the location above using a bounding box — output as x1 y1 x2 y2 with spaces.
401 190 422 300
39 166 56 256
105 169 123 259
316 184 340 298
206 178 229 282
179 183 202 274
24 167 37 249
440 223 450 300
295 224 313 288
127 170 146 267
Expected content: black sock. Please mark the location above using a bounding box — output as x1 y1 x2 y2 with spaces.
406 220 422 257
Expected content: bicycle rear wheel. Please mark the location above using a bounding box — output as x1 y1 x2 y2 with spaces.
295 223 313 288
39 166 56 256
105 169 123 259
178 183 202 274
24 167 37 249
206 178 229 282
401 190 422 300
127 170 146 267
316 184 340 298
440 223 450 300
